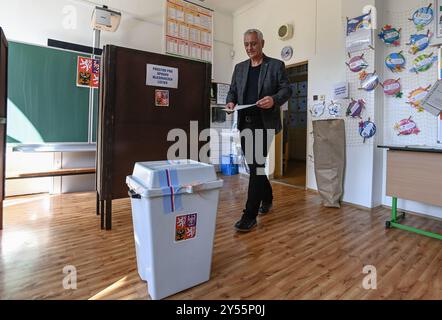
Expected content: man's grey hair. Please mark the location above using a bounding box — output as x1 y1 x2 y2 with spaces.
244 29 264 41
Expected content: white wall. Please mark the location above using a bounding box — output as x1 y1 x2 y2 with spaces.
1 0 234 196
213 7 235 83
232 0 381 208
0 0 233 81
341 0 384 209
372 0 386 208
0 0 162 52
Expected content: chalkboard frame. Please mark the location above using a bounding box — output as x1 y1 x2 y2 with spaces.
7 40 100 145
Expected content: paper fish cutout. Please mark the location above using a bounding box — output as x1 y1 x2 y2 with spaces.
409 4 434 31
385 52 406 73
328 102 341 117
381 79 403 98
407 30 432 54
346 53 369 73
311 102 325 118
410 52 437 73
407 85 431 112
378 25 401 46
359 71 379 91
394 117 421 136
346 99 366 118
359 119 377 143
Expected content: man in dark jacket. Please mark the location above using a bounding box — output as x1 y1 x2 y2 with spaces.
226 29 292 232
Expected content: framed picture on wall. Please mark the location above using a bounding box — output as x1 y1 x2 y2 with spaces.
436 0 442 38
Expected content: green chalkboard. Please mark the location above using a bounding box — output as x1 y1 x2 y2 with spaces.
7 41 99 143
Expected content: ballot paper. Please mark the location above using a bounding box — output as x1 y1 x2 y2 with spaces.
221 104 256 113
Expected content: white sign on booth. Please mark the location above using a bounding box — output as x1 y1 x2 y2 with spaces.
146 64 179 89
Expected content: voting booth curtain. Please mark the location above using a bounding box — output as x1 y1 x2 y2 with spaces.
97 45 211 230
312 119 346 208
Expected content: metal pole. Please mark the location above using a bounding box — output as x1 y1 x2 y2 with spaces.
88 29 100 144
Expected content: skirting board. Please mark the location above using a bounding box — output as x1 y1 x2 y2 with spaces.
306 188 380 212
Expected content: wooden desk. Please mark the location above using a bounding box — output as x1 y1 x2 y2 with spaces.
379 145 442 240
10 143 96 195
11 144 96 180
6 168 96 180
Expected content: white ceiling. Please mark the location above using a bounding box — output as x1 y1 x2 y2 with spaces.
82 0 256 20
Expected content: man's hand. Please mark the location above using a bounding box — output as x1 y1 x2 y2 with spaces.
226 102 236 112
256 96 274 109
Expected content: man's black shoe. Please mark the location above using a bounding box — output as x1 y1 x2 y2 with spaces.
234 214 257 232
258 202 273 215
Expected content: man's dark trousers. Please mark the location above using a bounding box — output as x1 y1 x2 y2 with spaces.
241 115 273 220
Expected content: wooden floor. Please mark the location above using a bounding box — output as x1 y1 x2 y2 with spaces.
0 175 441 300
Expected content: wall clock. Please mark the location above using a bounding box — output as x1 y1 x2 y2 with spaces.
281 46 293 61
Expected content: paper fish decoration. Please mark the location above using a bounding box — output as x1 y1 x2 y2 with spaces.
359 119 377 143
410 52 438 73
381 79 403 98
378 25 401 46
394 117 421 136
359 71 379 91
385 52 406 73
311 102 325 118
346 53 369 73
407 30 432 54
409 4 434 31
346 99 366 118
328 102 341 117
407 85 431 112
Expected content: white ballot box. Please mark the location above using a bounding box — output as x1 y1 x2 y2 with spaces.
126 160 223 300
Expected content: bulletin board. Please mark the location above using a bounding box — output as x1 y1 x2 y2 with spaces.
383 6 439 147
330 3 441 148
309 32 375 146
165 0 213 63
308 17 376 147
344 48 376 146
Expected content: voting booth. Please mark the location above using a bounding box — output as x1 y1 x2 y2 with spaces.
97 45 211 230
126 160 223 300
